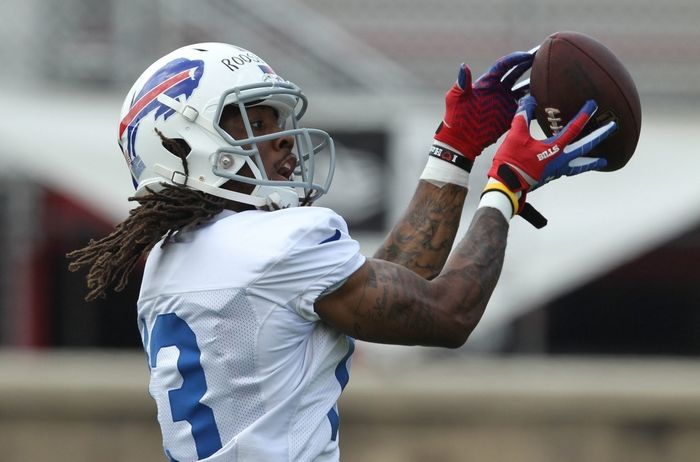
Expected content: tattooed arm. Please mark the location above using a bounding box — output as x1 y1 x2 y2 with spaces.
314 90 611 346
373 181 467 279
315 207 508 347
314 51 535 345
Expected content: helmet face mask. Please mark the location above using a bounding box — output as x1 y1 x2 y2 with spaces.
118 42 335 209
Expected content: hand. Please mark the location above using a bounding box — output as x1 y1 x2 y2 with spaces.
486 95 617 227
433 51 534 161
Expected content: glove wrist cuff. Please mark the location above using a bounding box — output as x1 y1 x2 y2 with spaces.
420 155 469 188
479 179 520 220
429 143 474 173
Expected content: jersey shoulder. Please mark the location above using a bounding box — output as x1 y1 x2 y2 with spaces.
228 207 364 321
213 206 350 248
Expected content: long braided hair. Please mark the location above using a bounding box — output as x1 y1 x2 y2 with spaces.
67 132 227 301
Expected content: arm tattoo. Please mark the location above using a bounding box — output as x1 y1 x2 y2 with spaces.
439 207 508 326
374 181 467 279
351 259 437 344
336 173 508 345
365 207 506 343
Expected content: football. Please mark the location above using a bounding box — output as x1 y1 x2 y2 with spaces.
530 31 642 171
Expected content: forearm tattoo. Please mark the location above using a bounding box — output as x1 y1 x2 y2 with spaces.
440 207 508 325
374 181 467 279
355 207 508 344
352 257 437 344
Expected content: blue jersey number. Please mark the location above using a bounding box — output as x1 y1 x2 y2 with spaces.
148 313 222 460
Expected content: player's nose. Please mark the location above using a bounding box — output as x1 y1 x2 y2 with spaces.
273 133 294 152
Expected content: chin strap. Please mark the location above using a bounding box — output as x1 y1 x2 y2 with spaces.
151 164 297 210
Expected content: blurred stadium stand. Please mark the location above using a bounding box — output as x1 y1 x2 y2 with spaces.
0 0 699 353
4 0 698 97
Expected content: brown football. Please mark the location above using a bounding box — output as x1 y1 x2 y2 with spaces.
530 31 642 171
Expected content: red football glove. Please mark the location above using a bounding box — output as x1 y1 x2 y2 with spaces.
434 51 534 162
485 95 617 227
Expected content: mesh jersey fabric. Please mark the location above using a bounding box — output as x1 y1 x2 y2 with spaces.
137 206 365 461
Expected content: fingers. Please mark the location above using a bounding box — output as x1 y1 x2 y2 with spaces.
475 51 534 88
502 60 533 89
491 51 534 80
562 120 617 159
498 46 537 94
456 63 472 91
552 100 598 146
567 156 608 174
512 78 530 99
515 95 537 126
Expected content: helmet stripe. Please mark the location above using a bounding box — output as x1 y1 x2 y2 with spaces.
118 68 196 138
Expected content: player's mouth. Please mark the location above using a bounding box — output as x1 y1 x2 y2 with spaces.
273 154 297 181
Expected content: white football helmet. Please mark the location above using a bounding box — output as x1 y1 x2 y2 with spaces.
118 42 335 209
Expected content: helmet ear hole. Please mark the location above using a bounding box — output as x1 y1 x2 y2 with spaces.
155 128 191 175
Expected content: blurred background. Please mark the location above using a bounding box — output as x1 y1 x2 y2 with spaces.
1 0 699 461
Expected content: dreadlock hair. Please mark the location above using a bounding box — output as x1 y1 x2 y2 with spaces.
66 129 227 302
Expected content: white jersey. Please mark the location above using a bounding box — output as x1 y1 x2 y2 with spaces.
137 206 365 462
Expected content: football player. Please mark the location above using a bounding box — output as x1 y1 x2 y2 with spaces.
67 42 614 461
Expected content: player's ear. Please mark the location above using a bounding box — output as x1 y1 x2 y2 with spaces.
155 128 191 174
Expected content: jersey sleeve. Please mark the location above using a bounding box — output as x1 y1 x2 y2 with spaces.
253 207 366 322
